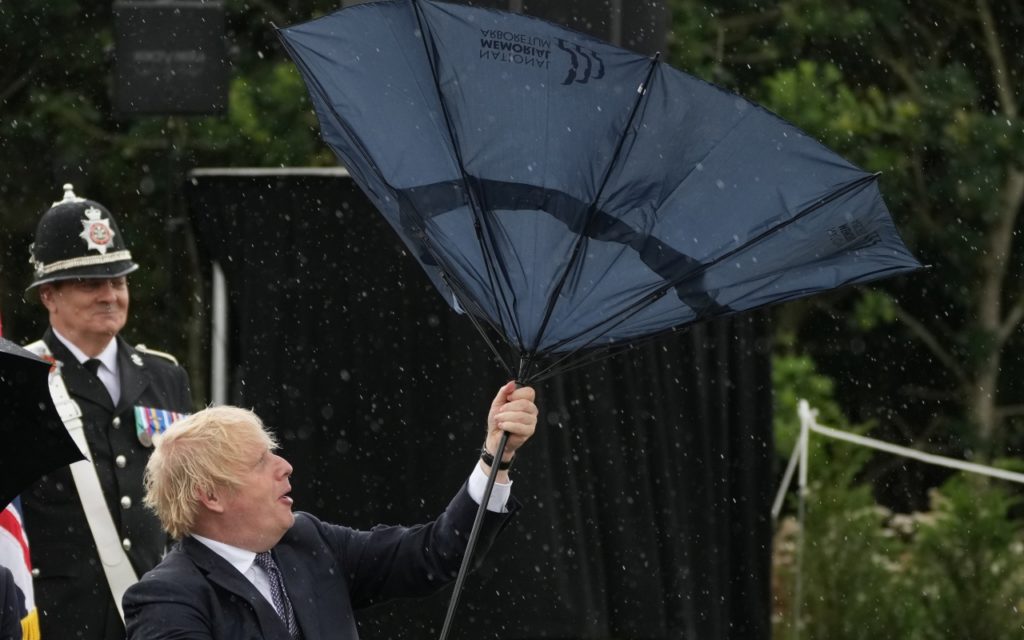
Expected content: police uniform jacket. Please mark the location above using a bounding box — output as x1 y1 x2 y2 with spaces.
22 328 191 640
124 484 517 640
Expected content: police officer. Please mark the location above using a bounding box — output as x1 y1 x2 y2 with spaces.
20 185 192 640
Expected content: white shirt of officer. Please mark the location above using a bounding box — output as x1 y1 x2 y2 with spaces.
53 327 121 406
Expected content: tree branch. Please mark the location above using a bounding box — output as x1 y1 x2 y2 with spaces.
998 295 1024 344
996 404 1024 419
891 302 968 386
908 150 940 234
1 65 35 104
873 46 924 99
896 384 960 402
976 0 1019 119
715 7 782 34
50 107 228 153
978 167 1024 336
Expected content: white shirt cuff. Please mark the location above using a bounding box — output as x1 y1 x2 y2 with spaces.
468 463 512 513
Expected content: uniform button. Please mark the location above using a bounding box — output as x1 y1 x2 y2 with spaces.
31 568 40 578
112 417 121 428
122 538 132 551
121 496 132 509
115 455 127 468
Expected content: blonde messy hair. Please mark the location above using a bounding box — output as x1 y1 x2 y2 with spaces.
143 405 279 539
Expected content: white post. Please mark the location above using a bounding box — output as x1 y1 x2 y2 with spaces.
211 262 228 406
793 399 814 639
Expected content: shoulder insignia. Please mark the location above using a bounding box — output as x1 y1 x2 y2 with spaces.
134 344 179 365
24 340 61 373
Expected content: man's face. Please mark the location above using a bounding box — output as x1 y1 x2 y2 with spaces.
41 277 129 350
221 438 296 552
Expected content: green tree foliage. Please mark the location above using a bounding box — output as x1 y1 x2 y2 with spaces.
0 0 338 395
669 0 1024 491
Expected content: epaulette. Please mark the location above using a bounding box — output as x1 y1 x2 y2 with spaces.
135 344 179 365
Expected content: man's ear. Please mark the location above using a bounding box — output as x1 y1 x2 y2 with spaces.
196 486 226 514
39 284 58 312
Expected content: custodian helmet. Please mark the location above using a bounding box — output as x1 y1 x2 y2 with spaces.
27 184 139 289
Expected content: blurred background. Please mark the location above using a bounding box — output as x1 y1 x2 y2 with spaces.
2 1 1023 638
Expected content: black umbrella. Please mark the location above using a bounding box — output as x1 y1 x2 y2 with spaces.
278 1 921 635
0 337 85 510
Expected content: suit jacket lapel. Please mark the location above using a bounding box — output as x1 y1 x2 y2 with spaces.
44 329 114 411
275 542 321 639
182 537 291 640
116 338 149 413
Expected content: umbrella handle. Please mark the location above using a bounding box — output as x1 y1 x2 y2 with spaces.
437 429 511 640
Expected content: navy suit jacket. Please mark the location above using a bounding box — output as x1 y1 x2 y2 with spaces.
124 484 516 639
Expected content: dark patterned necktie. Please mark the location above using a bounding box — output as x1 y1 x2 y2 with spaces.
254 551 300 639
83 358 102 377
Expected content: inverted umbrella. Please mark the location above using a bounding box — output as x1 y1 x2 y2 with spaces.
278 0 921 634
0 338 85 510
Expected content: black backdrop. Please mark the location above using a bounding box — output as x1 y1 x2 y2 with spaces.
186 172 773 639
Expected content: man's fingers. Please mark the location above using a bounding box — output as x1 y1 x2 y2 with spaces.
489 383 537 455
490 381 516 412
499 399 537 416
507 386 536 403
496 410 534 426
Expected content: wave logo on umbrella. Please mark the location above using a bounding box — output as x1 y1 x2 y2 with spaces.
557 39 605 84
279 0 922 636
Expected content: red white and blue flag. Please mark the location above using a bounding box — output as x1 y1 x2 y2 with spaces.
1 498 39 639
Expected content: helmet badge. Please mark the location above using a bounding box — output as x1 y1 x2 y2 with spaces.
79 206 117 254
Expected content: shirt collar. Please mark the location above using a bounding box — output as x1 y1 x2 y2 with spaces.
191 533 258 576
52 328 119 373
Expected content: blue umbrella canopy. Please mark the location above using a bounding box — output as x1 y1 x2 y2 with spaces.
279 3 921 636
278 0 920 384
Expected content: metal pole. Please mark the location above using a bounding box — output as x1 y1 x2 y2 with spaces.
437 429 511 640
609 0 623 46
210 262 228 405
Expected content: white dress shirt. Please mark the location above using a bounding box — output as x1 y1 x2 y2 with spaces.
191 533 275 604
52 328 121 405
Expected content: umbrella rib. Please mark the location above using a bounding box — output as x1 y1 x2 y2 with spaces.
410 0 524 351
529 53 662 355
529 289 669 381
439 273 516 378
652 172 881 299
538 172 882 360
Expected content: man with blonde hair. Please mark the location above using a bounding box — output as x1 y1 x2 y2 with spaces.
123 382 537 639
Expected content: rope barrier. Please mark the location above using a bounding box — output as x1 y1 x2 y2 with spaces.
772 399 1024 521
771 399 1024 639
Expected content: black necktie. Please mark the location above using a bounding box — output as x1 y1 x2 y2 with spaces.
254 551 300 639
83 358 102 378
